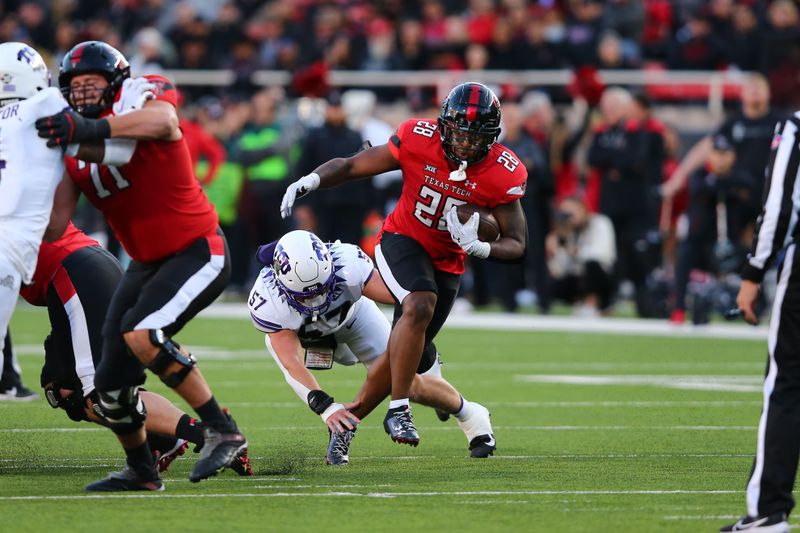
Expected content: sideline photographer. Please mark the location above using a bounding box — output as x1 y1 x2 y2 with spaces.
546 196 616 316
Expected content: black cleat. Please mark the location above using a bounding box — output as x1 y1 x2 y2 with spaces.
720 513 789 532
435 409 451 422
468 434 497 458
229 449 254 476
326 428 355 465
189 416 247 483
383 406 419 446
86 464 163 492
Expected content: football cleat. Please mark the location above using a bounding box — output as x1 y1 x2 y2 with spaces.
456 401 496 458
229 449 254 476
720 513 789 532
155 438 189 473
326 428 355 465
383 406 419 446
85 464 163 492
0 386 39 401
189 423 247 483
468 434 497 458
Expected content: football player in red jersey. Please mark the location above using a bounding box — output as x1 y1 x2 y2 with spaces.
36 41 247 490
18 222 252 476
281 83 527 451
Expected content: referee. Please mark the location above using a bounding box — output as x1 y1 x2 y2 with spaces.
723 114 800 532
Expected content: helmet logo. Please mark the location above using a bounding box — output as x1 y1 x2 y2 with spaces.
16 47 34 64
465 83 481 122
70 44 85 66
273 245 291 275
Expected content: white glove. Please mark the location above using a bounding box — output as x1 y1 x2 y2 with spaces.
280 172 320 218
112 77 156 116
445 206 491 259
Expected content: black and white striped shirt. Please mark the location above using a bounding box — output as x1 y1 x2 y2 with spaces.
742 113 800 283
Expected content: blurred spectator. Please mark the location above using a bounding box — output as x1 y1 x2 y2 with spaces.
729 2 762 72
179 95 227 186
761 0 800 109
296 90 367 245
501 102 552 312
563 0 604 66
128 27 172 75
670 134 757 324
667 7 727 70
235 89 297 281
341 89 401 214
641 0 673 59
663 74 787 213
587 87 653 315
603 0 645 53
659 124 689 274
546 196 616 317
596 31 638 70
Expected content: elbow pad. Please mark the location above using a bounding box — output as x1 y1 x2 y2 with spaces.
102 139 137 166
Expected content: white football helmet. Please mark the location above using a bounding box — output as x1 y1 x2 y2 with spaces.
0 42 49 101
273 230 335 315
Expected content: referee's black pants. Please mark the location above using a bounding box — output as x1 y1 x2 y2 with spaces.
746 243 800 517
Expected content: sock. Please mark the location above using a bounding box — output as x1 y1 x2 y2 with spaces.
389 398 409 410
146 433 179 457
454 397 471 421
124 441 156 478
195 397 236 433
176 414 205 447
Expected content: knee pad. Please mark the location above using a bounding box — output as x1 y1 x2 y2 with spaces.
145 329 196 388
43 383 91 422
94 386 147 434
416 342 440 375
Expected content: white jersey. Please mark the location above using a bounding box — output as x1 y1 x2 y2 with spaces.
249 242 375 341
0 87 68 283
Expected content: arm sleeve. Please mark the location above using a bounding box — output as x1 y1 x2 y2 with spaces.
742 118 800 282
388 120 412 161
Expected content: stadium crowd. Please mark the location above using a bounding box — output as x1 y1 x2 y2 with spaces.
3 0 800 323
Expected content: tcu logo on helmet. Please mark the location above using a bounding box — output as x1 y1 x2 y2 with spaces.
16 46 34 64
273 244 292 275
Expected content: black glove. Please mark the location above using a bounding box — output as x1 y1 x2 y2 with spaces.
35 109 111 150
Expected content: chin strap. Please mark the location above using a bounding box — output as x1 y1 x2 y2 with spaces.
449 160 468 182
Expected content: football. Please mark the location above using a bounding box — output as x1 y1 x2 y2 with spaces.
456 203 501 242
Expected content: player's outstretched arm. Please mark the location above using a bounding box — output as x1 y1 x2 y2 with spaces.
105 99 181 141
267 330 359 433
489 199 527 261
44 174 80 242
362 269 395 305
281 144 400 218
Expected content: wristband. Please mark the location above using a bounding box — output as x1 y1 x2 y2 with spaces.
307 389 334 415
306 172 321 190
470 240 491 259
85 117 112 141
320 402 345 423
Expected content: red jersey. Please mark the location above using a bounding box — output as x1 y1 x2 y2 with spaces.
19 222 99 306
381 118 527 274
65 75 218 263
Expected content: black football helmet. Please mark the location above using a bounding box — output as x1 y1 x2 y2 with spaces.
58 41 130 118
438 82 501 165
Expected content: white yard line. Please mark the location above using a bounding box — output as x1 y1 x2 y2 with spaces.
516 374 763 393
0 489 740 502
198 303 770 340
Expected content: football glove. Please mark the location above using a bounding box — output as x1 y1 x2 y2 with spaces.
36 109 111 150
113 77 156 116
445 206 491 259
280 172 320 218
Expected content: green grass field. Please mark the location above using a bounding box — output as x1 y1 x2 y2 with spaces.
0 305 778 532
